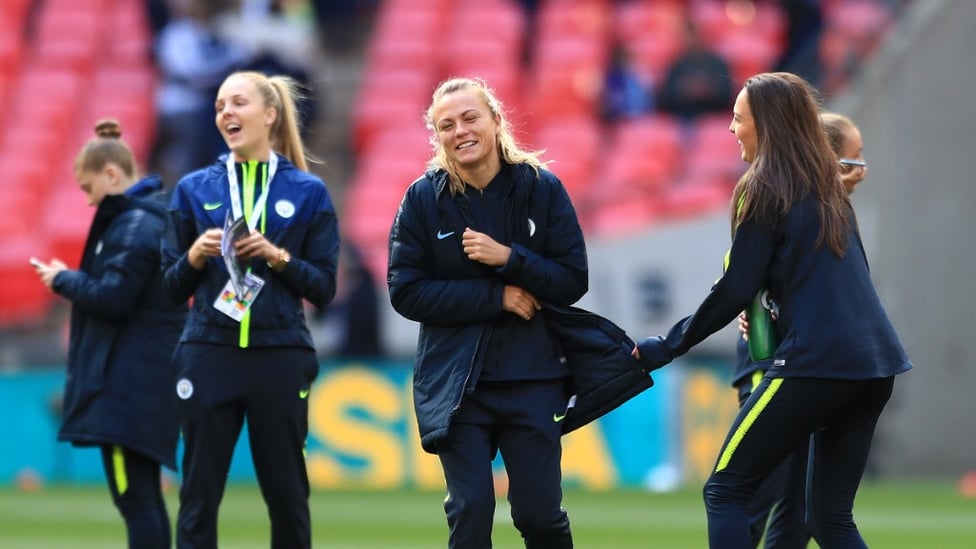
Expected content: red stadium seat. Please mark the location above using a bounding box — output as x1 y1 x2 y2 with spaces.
85 67 158 162
613 1 685 46
352 68 437 153
41 188 95 268
588 196 661 237
448 0 527 47
524 34 608 126
0 185 40 238
661 175 733 220
536 0 612 42
530 116 603 201
691 1 785 51
624 29 685 85
0 15 25 79
825 0 892 38
105 0 155 67
716 31 782 86
10 68 84 140
0 236 55 327
588 115 684 209
0 127 67 194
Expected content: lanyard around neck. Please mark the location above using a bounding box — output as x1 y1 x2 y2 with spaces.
226 153 278 231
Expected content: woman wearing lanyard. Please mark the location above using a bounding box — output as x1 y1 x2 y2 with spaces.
161 71 339 549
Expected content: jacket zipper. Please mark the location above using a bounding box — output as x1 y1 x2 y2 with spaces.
450 327 491 416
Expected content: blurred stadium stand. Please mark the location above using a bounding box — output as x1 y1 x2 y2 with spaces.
0 0 155 332
0 0 903 358
342 0 903 284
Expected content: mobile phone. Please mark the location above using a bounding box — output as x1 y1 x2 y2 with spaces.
29 257 44 268
839 158 866 168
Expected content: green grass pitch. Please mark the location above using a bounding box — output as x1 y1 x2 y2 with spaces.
0 480 973 547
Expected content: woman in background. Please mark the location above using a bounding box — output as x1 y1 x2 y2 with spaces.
734 110 871 548
32 119 186 549
635 73 910 548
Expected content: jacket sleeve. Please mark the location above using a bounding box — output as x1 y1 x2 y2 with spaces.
388 183 504 325
642 217 776 363
497 173 588 305
276 184 339 309
160 182 205 304
52 210 159 322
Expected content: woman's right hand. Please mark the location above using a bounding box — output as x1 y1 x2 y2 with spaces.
188 228 224 270
738 311 750 341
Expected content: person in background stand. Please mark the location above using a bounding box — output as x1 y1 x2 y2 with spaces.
600 42 654 122
311 242 385 360
735 110 869 548
658 21 734 122
388 77 585 548
151 0 252 188
161 70 339 548
634 72 910 548
32 119 186 549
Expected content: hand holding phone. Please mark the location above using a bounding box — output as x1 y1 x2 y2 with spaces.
839 158 866 168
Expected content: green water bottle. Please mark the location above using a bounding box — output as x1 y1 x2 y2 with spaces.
747 289 778 361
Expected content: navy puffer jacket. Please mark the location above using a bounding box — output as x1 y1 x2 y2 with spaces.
389 164 653 453
54 176 187 469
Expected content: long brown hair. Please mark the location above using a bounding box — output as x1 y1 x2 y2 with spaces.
731 72 852 256
423 77 548 195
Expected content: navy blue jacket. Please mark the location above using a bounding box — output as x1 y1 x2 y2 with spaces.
390 164 651 452
161 154 339 348
638 196 912 380
54 176 187 469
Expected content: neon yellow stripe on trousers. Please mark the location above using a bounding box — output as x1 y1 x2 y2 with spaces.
716 378 784 472
112 445 128 495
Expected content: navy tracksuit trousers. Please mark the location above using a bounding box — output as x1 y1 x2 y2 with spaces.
437 379 574 549
101 445 171 549
736 374 811 549
174 343 318 549
705 375 894 549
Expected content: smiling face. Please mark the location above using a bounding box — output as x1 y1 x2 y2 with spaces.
214 73 277 162
431 89 501 184
730 87 758 164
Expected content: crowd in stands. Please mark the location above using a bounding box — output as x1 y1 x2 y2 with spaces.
0 0 905 364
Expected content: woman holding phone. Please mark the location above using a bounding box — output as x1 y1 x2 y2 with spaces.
32 119 186 548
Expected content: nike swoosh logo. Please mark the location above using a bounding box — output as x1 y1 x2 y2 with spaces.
299 389 309 399
436 230 455 240
553 413 566 423
204 202 223 210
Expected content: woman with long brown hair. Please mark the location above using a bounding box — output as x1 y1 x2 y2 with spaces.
635 73 911 548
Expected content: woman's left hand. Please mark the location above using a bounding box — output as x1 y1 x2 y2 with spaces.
234 230 280 264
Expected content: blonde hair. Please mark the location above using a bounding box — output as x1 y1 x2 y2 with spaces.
229 71 317 171
74 118 137 179
820 112 858 157
423 77 548 195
